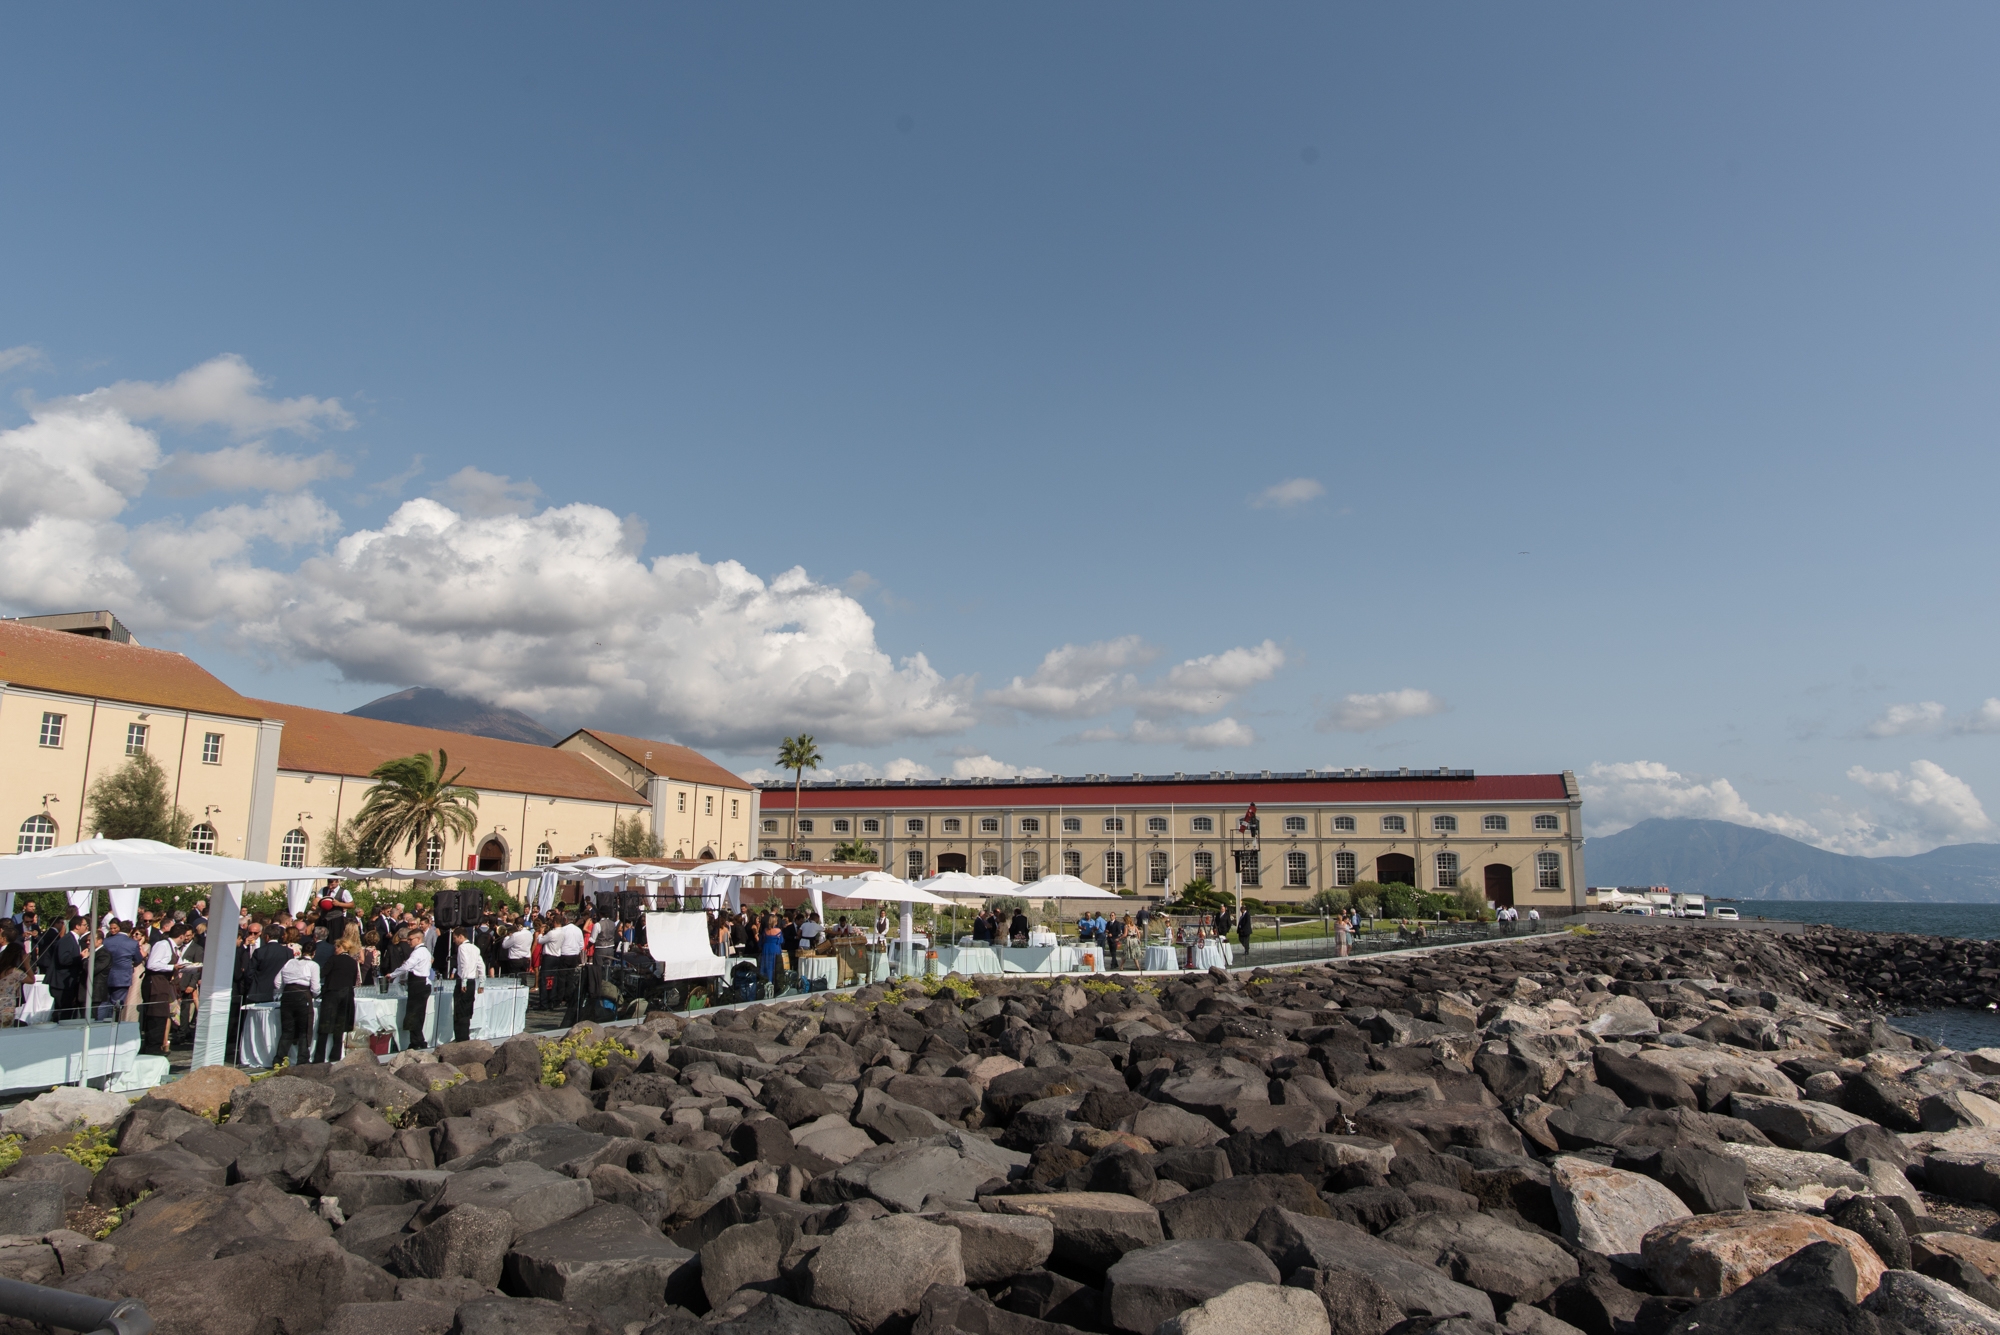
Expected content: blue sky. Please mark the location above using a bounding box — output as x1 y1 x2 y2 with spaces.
4 5 1999 855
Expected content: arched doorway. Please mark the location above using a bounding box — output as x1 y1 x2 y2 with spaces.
1376 853 1415 887
477 837 507 872
937 852 968 874
1484 863 1515 908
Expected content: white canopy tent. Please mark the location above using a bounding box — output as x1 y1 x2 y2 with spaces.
1022 874 1124 900
810 871 952 977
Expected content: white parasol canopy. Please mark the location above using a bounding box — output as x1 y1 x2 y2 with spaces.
0 838 333 891
811 871 949 978
1023 873 1125 900
914 871 991 899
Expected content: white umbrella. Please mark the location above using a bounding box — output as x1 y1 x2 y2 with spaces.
812 871 951 978
3 837 322 891
1024 874 1123 900
914 872 989 898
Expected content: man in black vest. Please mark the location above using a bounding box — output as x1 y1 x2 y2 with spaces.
49 917 87 1020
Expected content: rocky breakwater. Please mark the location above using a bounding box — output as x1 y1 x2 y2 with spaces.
5 925 2000 1333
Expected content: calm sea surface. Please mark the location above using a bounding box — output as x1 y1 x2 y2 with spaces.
1736 899 2000 1049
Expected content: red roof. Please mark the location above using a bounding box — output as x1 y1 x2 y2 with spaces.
766 774 1568 809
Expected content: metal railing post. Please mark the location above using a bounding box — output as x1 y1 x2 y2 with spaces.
0 1277 151 1335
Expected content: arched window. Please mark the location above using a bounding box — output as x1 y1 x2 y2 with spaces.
1432 814 1458 834
1191 850 1215 883
534 842 553 867
798 819 814 834
1380 815 1406 834
1534 814 1561 832
1146 816 1168 834
1019 851 1041 881
583 844 599 857
1286 851 1310 887
798 848 813 861
1104 851 1125 886
1102 817 1124 834
279 828 309 869
1536 852 1562 889
1333 851 1357 886
1062 817 1081 834
187 823 217 855
1148 851 1169 886
1190 816 1215 833
906 850 926 878
1019 817 1041 834
1332 815 1356 832
422 834 444 872
1435 851 1460 889
979 850 1000 874
978 817 999 834
1061 850 1082 878
861 819 880 834
1283 815 1307 833
1484 814 1509 833
940 818 960 833
17 813 57 854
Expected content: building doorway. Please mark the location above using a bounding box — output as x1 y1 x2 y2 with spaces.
1484 863 1515 908
1376 853 1416 887
477 838 507 873
937 852 968 874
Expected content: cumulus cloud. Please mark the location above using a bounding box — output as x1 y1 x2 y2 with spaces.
1865 701 1947 737
439 466 542 517
1317 688 1446 733
71 354 353 437
158 441 352 494
1065 718 1258 749
1583 757 1993 856
1958 700 2000 735
988 637 1283 721
949 754 1054 780
0 346 48 373
1251 477 1324 509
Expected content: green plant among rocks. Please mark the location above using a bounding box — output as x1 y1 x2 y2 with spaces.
539 1032 636 1086
61 1124 117 1173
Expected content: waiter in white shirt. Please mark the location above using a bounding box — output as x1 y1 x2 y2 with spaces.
138 924 190 1056
538 912 585 1020
274 935 322 1068
451 926 484 1044
387 926 434 1050
502 920 534 976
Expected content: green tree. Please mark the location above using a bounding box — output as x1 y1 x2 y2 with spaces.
829 838 878 864
776 734 822 859
317 816 390 869
87 753 191 844
611 813 663 858
353 750 480 867
1307 887 1351 915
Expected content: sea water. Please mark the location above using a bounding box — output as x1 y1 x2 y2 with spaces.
1735 899 2000 1049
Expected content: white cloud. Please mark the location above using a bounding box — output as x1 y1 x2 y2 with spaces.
0 346 48 373
1865 701 1947 737
1583 757 1994 857
1957 699 2000 735
1251 477 1324 509
1317 688 1446 733
438 466 541 517
818 758 940 782
1065 718 1258 749
70 354 352 438
158 441 352 494
950 754 1054 780
988 637 1283 721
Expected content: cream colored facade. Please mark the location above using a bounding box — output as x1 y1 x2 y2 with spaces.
762 770 1586 909
0 683 281 860
553 731 755 862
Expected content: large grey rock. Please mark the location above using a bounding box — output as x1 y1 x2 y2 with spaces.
1155 1282 1331 1335
335 1202 427 1266
324 1168 453 1212
795 1214 966 1330
1715 1143 1869 1211
0 1179 66 1236
810 1134 1023 1213
4 1154 93 1211
0 1086 131 1139
1550 1156 1692 1264
884 1075 980 1121
1159 1174 1329 1239
1155 1062 1271 1127
1381 1211 1579 1303
992 1192 1165 1278
1658 1241 1885 1335
508 1203 693 1324
229 1075 343 1125
429 1162 593 1238
791 1114 876 1165
1727 1094 1873 1151
450 1295 616 1335
321 1299 456 1335
1248 1206 1496 1322
1104 1239 1281 1334
385 1204 513 1286
855 1088 955 1143
1653 1143 1752 1214
117 1099 213 1153
1862 1269 2000 1333
702 1291 852 1335
1282 1266 1403 1335
88 1147 226 1206
928 1211 1055 1284
699 1218 786 1309
228 1116 334 1191
61 1236 393 1335
1129 1102 1227 1148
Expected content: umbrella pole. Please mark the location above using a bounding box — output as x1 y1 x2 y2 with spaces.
900 903 913 981
77 888 96 1086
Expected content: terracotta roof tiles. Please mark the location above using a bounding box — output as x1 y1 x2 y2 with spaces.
0 620 266 720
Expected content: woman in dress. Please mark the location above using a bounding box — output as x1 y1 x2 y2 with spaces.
758 912 785 988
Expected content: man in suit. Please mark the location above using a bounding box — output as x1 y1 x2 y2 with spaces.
247 925 292 1004
50 917 87 1020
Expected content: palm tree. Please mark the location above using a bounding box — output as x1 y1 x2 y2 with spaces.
776 734 822 860
354 750 481 870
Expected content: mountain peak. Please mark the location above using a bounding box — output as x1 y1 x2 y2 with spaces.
1587 817 2000 902
346 687 558 747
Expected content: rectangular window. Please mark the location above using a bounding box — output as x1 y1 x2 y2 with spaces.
979 817 999 833
1145 816 1168 834
905 818 925 834
1104 851 1126 887
1019 817 1041 834
798 848 813 861
941 818 961 833
1380 815 1406 833
125 722 148 756
862 818 881 834
1103 817 1124 834
1239 851 1261 888
1148 851 1169 886
1286 850 1310 887
1192 850 1215 882
1020 851 1041 882
1332 814 1355 832
730 799 739 818
762 819 778 833
1483 814 1509 833
1190 816 1214 833
1283 815 1307 833
762 847 778 859
1062 850 1082 878
1062 817 1081 834
907 850 926 878
797 819 814 834
1534 814 1560 832
1436 851 1460 888
1334 851 1357 886
202 731 223 764
1537 852 1562 889
833 818 851 833
677 791 687 813
39 712 65 748
980 850 999 874
705 795 714 815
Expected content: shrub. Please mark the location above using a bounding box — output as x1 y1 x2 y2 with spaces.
539 1032 637 1086
1307 888 1351 915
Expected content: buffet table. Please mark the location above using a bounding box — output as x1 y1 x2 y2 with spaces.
999 944 1099 974
929 945 1002 976
17 983 52 1027
0 1020 143 1096
799 957 841 989
1142 945 1179 971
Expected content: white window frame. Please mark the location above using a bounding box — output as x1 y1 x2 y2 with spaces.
17 814 57 854
941 817 962 833
1334 850 1357 886
1062 817 1081 834
1104 850 1126 887
1483 814 1508 833
188 823 218 856
1239 851 1261 888
125 722 148 756
1190 816 1214 833
1019 817 1041 834
1020 851 1042 881
1103 817 1124 834
1381 815 1406 833
797 818 814 834
798 848 813 861
762 819 778 833
422 833 444 872
833 818 851 833
979 849 1000 874
978 817 999 833
1286 850 1310 887
535 842 554 867
730 799 739 818
1432 814 1458 833
1062 850 1082 878
39 712 64 748
1332 814 1356 832
677 791 687 813
862 818 881 834
907 850 926 878
1436 851 1459 888
1192 850 1215 882
905 818 925 834
1283 815 1307 833
1534 814 1561 832
1537 852 1562 889
704 795 714 816
1147 850 1169 886
1145 816 1168 834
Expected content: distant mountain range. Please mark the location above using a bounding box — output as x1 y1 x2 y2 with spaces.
1585 818 2000 903
346 687 559 747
